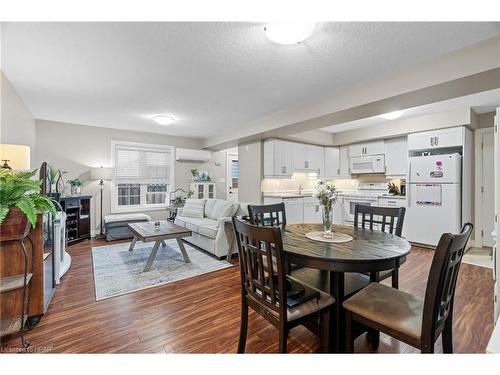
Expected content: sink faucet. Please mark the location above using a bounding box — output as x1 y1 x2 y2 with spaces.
298 184 304 195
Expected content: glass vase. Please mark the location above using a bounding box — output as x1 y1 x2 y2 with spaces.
321 205 334 239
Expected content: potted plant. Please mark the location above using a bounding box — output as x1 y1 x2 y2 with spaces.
190 168 199 181
68 178 84 196
0 169 57 240
315 180 338 239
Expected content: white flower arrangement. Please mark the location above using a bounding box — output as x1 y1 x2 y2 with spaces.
315 180 338 210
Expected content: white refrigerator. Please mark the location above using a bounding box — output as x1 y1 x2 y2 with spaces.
405 153 462 247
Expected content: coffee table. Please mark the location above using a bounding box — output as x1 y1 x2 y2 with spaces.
128 221 192 272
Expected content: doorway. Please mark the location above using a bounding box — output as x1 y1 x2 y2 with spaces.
474 128 495 248
226 152 239 202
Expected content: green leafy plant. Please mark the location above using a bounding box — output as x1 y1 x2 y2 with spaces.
68 178 84 187
48 165 58 184
0 169 58 228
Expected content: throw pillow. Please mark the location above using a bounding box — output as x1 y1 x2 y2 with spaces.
182 199 206 219
207 200 237 220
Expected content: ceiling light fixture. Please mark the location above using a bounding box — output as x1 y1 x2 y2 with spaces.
153 114 175 125
379 110 405 120
264 22 316 45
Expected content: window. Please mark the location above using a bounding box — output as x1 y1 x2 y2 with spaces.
112 141 174 212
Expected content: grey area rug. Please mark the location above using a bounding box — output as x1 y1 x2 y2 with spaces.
91 240 233 300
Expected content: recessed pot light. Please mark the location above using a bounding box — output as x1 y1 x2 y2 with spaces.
153 114 175 125
264 22 316 45
379 110 405 120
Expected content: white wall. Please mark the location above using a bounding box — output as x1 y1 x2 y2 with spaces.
238 141 262 203
35 119 202 232
0 70 36 168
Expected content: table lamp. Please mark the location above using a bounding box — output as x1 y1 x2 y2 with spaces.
90 166 113 238
0 144 31 170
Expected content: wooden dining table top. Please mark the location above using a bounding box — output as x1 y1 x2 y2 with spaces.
282 224 411 272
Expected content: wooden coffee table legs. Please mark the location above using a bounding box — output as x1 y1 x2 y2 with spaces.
129 237 191 272
176 238 191 264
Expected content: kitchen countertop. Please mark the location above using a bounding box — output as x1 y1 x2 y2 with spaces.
262 191 406 199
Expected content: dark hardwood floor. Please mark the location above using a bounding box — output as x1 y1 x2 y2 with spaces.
0 239 494 353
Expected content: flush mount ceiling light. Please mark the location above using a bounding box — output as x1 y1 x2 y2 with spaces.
379 110 405 120
153 114 175 125
264 22 316 45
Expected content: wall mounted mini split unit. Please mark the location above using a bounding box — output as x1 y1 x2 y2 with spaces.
175 148 212 162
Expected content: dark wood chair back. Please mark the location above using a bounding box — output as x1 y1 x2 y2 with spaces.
353 204 406 237
421 223 473 350
232 216 287 319
248 203 287 228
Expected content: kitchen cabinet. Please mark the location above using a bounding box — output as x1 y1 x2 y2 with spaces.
384 136 408 177
263 139 293 177
349 140 385 157
333 196 345 224
303 197 322 224
339 146 351 178
377 196 407 237
284 198 304 224
292 143 325 175
324 147 340 178
407 127 464 151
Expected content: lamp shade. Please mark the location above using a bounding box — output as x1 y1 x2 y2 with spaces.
0 144 31 170
90 166 112 181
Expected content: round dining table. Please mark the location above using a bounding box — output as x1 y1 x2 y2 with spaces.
282 223 411 352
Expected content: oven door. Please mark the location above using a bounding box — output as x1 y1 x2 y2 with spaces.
343 197 378 224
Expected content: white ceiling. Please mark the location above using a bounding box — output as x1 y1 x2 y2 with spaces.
2 22 500 138
321 89 500 134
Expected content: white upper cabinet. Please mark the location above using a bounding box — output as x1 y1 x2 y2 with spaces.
349 140 385 157
263 139 293 177
339 146 351 178
407 127 464 151
385 137 408 177
324 147 340 177
306 144 325 175
292 143 324 174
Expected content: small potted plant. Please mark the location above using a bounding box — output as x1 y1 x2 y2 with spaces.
68 178 84 196
0 169 57 240
190 168 199 181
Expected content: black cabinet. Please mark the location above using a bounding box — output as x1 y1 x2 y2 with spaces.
60 196 92 245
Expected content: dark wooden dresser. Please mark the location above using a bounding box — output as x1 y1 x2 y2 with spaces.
60 196 92 245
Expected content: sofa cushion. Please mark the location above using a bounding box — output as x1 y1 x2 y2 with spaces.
206 200 237 220
182 198 206 219
235 202 253 217
198 224 218 239
174 216 187 228
183 217 218 233
204 199 217 218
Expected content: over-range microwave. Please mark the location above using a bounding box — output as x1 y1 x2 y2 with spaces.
350 154 385 174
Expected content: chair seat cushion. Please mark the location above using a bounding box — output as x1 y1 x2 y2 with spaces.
253 276 335 322
343 282 424 343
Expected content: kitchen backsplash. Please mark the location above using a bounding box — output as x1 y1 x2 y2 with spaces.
261 172 402 193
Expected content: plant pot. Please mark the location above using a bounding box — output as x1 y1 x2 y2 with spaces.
0 207 31 241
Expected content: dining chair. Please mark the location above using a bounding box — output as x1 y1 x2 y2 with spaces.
232 217 334 353
343 223 473 353
353 204 406 288
247 202 287 228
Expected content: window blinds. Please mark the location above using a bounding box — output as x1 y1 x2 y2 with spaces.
113 143 171 184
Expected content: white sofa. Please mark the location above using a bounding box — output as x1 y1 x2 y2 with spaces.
174 199 250 258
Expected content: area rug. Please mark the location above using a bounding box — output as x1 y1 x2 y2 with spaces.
91 240 233 301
